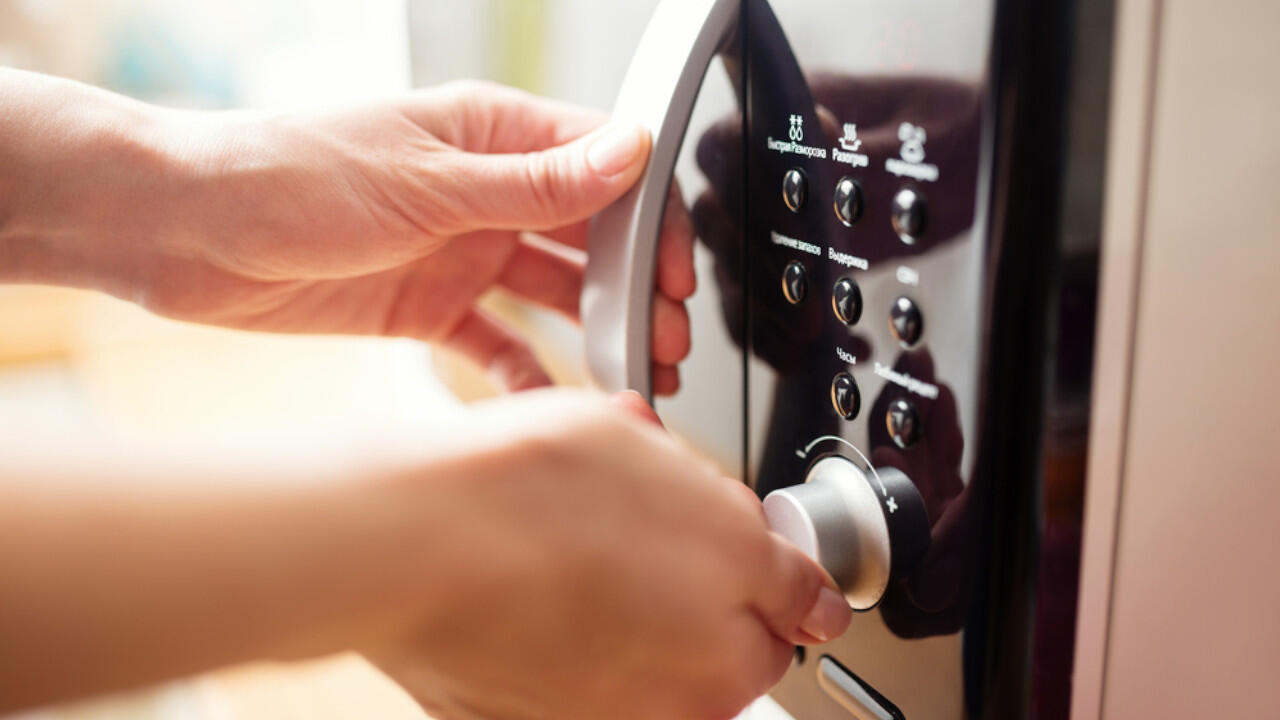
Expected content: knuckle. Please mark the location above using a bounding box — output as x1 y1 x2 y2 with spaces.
734 526 777 578
537 390 619 438
521 150 574 223
415 158 474 236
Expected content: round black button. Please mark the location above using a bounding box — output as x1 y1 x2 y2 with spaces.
831 277 863 326
831 372 861 420
889 296 923 347
891 188 926 244
833 176 863 226
887 398 921 449
783 168 808 213
782 261 808 305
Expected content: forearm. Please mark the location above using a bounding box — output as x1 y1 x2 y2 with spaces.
0 68 197 299
0 457 445 712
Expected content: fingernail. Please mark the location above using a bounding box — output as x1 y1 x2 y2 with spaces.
587 124 647 177
799 587 852 644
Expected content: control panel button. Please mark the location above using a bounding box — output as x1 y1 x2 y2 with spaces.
889 296 924 347
890 187 926 243
783 168 808 213
833 176 863 226
832 277 863 326
830 372 860 420
782 261 808 305
887 398 921 449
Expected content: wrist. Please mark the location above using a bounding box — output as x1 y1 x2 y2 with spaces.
265 435 503 661
349 430 537 661
0 69 195 299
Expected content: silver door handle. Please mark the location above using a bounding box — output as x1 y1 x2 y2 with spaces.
582 0 741 400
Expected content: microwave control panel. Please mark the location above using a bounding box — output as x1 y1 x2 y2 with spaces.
739 1 996 717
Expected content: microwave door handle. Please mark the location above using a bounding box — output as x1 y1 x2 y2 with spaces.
582 0 740 400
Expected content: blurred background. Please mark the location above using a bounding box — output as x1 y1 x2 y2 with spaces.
0 1 668 718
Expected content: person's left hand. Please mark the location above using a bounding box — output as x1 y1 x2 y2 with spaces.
81 80 695 393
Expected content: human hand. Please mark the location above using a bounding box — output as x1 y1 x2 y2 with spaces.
366 389 850 720
0 390 843 715
0 73 694 393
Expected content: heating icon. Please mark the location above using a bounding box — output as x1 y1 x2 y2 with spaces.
839 123 862 152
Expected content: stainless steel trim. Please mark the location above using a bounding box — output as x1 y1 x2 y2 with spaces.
582 0 740 398
816 657 893 720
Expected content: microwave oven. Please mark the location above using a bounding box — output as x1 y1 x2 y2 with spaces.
580 0 1280 718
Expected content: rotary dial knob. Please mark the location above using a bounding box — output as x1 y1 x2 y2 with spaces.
763 456 928 611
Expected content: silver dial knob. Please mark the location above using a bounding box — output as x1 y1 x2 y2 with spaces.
763 456 927 611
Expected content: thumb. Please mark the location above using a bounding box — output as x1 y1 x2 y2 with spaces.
435 123 651 234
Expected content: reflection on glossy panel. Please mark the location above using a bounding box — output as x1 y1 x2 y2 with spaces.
740 0 992 717
646 0 1105 717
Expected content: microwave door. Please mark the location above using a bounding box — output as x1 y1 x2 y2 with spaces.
582 0 819 484
582 0 745 478
585 1 1021 719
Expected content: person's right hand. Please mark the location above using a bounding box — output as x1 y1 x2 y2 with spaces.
366 389 850 720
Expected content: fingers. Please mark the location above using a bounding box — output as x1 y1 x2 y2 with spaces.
428 123 651 236
397 82 699 396
495 237 689 377
401 80 607 154
751 534 852 646
419 230 684 395
496 235 585 321
496 235 688 371
656 182 697 301
726 477 765 520
609 391 665 428
529 186 694 393
651 294 691 366
652 364 680 397
537 220 590 251
441 308 554 393
682 615 794 720
613 367 678 401
738 622 801 707
539 183 695 301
